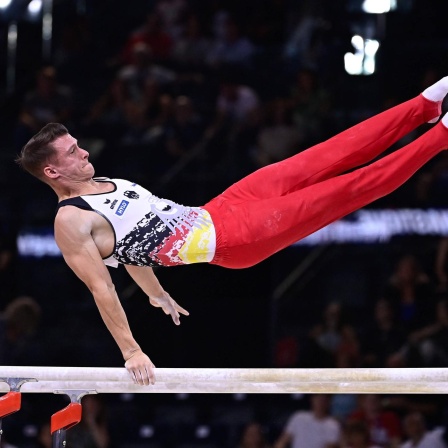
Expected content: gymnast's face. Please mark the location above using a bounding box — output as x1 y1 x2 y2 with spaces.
45 133 95 182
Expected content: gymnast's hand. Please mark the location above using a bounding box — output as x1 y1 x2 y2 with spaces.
149 291 189 325
125 349 156 386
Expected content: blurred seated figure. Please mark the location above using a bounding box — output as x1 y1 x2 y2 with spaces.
35 422 52 448
414 151 448 207
237 422 271 448
384 254 436 333
348 395 402 448
254 98 301 167
155 0 188 40
171 13 212 70
84 78 128 142
435 237 448 292
0 225 15 301
401 412 448 448
14 66 73 149
289 68 331 147
118 42 176 104
52 15 93 87
212 72 260 134
164 95 205 159
362 298 407 368
342 422 382 448
206 16 256 70
88 73 172 150
119 11 173 64
120 92 173 147
307 301 359 368
141 79 174 128
405 298 448 367
274 394 341 448
205 70 261 177
0 296 42 365
283 4 330 70
66 395 110 448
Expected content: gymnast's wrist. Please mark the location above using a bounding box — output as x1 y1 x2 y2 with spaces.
123 347 142 361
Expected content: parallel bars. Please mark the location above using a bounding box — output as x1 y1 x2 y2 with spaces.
1 367 448 394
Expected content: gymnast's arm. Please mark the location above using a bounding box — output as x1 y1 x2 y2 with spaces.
54 208 155 386
124 264 189 325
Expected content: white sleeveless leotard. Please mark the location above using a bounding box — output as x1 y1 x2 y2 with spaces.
56 178 216 268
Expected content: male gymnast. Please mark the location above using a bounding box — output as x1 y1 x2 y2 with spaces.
16 77 448 385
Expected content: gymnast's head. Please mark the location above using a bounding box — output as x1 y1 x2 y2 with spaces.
16 123 95 188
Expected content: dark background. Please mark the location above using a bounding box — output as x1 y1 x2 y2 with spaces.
2 1 448 447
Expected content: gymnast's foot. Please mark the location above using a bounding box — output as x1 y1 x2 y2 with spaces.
422 76 448 123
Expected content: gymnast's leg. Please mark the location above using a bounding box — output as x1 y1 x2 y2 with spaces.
211 117 448 268
206 78 447 206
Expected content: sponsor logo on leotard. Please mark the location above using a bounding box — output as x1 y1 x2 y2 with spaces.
116 200 129 216
124 190 139 199
110 199 118 209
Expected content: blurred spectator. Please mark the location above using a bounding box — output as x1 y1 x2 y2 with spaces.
209 2 230 41
274 394 341 448
120 101 166 149
254 98 301 167
0 296 42 365
412 152 448 208
405 298 448 367
141 79 173 128
289 68 331 147
435 237 448 292
273 334 299 367
66 395 110 448
206 70 261 178
52 15 93 87
342 422 382 448
0 226 15 301
155 0 188 39
348 395 402 448
207 16 256 69
119 100 152 146
401 412 447 448
115 75 173 148
283 3 331 71
164 95 205 159
307 301 359 368
84 78 128 142
171 13 212 70
213 73 260 132
117 42 176 104
14 66 73 149
35 422 52 448
120 12 173 64
331 394 359 422
362 298 407 368
383 255 436 333
237 422 271 448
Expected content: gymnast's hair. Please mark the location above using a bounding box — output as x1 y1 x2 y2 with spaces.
15 123 68 180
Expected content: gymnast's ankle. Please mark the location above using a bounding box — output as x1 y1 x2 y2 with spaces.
422 77 448 123
422 76 448 102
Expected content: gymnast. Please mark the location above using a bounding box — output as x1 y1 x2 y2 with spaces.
16 77 448 385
